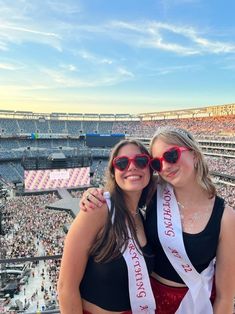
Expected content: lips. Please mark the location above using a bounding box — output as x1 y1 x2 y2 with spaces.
166 169 178 178
124 175 142 180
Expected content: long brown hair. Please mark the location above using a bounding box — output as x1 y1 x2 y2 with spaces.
90 139 156 263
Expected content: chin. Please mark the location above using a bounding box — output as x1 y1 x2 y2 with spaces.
125 185 145 192
164 176 182 187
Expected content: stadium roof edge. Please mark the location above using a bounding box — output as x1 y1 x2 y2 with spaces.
0 103 234 120
0 109 15 113
15 110 33 114
138 107 208 116
138 103 235 118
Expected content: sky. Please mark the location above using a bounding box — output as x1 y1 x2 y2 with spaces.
0 0 235 115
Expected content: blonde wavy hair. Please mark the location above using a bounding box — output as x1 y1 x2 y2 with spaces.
149 126 216 198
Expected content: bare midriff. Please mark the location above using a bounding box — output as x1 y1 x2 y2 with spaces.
151 272 187 287
82 299 131 314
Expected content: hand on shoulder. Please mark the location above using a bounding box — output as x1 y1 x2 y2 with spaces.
77 201 109 231
79 187 105 211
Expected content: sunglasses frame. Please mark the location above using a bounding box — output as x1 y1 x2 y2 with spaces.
150 146 189 172
112 154 150 172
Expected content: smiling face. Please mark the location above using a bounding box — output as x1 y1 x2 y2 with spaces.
113 143 151 196
151 138 196 188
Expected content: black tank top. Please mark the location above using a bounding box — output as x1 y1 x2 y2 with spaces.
80 243 155 311
144 194 225 284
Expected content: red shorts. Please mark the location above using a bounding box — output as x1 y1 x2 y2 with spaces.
150 277 216 314
83 310 132 314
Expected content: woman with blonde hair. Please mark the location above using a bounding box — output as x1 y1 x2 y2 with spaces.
145 126 235 313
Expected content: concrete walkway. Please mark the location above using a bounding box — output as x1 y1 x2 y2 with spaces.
6 240 58 313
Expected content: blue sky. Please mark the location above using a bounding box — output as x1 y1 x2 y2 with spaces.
0 0 235 114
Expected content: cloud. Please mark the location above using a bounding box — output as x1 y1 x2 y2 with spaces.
39 65 135 88
60 64 78 72
47 0 81 14
140 38 198 55
0 24 59 38
0 41 8 51
190 35 235 53
0 2 63 51
117 67 135 78
76 50 113 65
0 62 22 70
153 64 200 75
1 2 234 58
0 23 62 51
106 21 235 55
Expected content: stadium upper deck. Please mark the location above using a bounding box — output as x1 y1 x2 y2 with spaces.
0 103 234 120
0 103 234 138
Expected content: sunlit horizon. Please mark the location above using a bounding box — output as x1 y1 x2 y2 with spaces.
1 1 235 114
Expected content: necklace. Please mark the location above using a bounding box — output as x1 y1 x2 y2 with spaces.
177 201 211 232
131 208 144 232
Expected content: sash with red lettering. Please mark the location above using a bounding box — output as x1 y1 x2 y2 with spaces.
104 192 156 314
157 184 214 314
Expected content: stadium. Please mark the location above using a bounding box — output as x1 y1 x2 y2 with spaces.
0 103 234 313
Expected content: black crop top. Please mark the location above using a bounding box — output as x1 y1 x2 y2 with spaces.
144 194 225 284
80 242 155 311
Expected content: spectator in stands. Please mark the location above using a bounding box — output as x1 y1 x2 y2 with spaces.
57 139 157 314
80 127 235 314
1 192 70 312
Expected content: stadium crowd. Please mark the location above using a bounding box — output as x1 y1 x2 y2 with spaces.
0 114 234 138
112 115 235 138
1 193 73 312
206 156 235 176
0 112 234 312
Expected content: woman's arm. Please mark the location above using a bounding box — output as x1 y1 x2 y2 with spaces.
57 203 108 314
213 206 235 314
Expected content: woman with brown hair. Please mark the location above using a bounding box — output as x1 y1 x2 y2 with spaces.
57 139 156 314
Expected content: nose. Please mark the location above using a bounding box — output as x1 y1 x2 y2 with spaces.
128 160 137 170
161 159 172 172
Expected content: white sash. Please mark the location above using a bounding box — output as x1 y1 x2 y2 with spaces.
157 184 214 314
104 192 156 314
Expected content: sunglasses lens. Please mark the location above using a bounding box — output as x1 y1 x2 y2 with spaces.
150 159 161 172
135 156 149 168
114 157 129 171
164 148 179 163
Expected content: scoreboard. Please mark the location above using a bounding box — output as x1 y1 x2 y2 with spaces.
24 167 90 192
86 133 125 147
